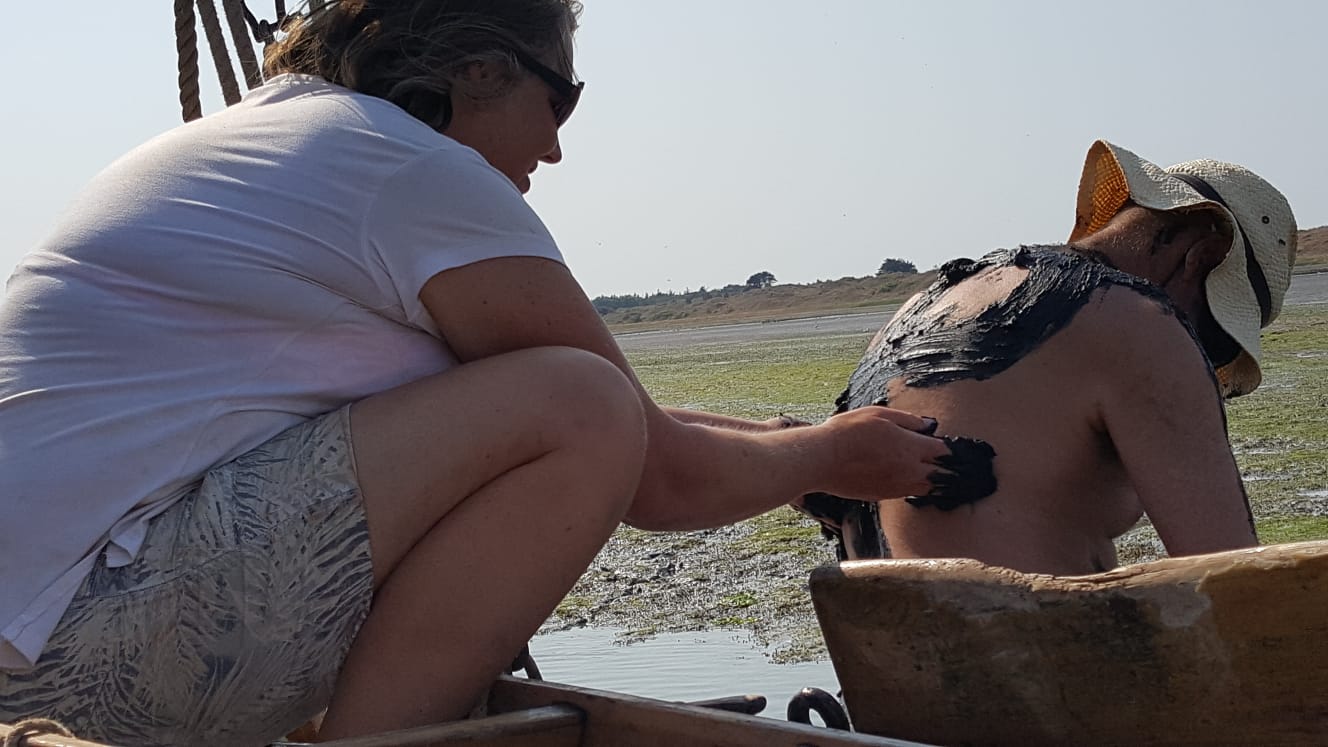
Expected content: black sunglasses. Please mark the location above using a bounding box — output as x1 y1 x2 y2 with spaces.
510 47 585 127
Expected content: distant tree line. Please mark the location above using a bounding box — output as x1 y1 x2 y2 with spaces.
590 270 782 315
877 258 918 275
590 261 920 316
591 284 751 315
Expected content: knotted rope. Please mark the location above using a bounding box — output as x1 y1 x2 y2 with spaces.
2 718 76 747
196 0 244 107
222 0 264 90
175 1 285 121
174 0 203 122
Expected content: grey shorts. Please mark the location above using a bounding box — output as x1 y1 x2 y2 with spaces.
0 406 375 747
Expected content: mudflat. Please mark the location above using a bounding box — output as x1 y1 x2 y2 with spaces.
540 290 1328 662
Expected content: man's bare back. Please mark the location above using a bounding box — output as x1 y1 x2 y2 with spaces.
807 245 1252 575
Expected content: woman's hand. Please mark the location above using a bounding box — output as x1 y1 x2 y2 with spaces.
809 406 952 502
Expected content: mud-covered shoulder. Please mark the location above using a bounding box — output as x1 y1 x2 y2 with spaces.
1075 279 1224 405
835 245 1190 412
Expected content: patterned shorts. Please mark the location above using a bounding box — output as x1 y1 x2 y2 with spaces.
0 406 375 747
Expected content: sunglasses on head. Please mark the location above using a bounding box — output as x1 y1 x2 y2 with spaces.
509 47 584 127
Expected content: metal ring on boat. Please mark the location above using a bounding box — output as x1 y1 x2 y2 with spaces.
786 687 851 731
508 643 543 681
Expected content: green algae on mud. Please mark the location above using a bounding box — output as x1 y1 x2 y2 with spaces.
627 334 866 422
1226 309 1328 518
546 304 1328 662
1258 515 1328 544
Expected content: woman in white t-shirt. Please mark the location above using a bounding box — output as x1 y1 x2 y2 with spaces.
0 1 973 743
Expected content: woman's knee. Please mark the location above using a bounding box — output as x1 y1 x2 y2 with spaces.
349 345 646 517
527 346 646 449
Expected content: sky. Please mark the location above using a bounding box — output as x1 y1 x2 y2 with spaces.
1 1 1325 299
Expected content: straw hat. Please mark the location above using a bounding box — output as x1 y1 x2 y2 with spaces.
1069 140 1297 397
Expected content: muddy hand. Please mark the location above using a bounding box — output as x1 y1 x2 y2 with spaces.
817 406 953 500
916 416 939 436
907 436 998 511
871 398 939 437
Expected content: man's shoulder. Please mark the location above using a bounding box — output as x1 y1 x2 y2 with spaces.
959 244 1195 352
1068 280 1217 390
998 245 1186 342
944 245 1167 299
1074 277 1188 339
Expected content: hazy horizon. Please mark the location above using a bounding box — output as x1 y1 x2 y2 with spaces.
2 2 1325 299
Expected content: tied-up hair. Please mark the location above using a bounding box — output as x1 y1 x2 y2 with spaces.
263 0 582 131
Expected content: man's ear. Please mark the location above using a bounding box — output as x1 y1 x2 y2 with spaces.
1182 212 1234 280
1184 234 1231 279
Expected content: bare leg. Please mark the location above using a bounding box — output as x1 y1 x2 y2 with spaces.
317 347 647 738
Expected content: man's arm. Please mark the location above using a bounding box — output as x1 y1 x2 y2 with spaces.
420 256 949 531
1092 290 1256 555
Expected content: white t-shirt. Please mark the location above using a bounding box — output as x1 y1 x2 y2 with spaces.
0 74 565 669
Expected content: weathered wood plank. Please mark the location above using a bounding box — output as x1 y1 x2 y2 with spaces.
315 704 583 747
687 694 767 715
488 675 931 747
811 540 1328 746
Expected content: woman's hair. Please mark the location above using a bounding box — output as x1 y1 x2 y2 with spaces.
264 0 582 131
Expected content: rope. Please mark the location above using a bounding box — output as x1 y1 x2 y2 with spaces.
221 0 263 89
3 718 76 747
174 1 330 121
196 0 243 107
174 0 203 122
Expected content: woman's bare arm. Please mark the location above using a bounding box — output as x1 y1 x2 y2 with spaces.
420 256 950 531
663 408 810 432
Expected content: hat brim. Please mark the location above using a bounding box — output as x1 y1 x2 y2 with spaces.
1070 141 1260 396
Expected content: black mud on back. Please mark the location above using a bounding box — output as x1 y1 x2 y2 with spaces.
907 435 998 511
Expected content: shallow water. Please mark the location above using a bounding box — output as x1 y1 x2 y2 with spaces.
528 626 839 720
